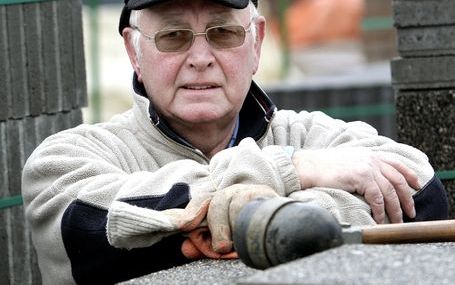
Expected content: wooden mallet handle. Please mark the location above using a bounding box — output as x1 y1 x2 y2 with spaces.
362 220 455 244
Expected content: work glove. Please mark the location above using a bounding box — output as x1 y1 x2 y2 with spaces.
207 184 279 254
181 184 279 259
108 184 278 253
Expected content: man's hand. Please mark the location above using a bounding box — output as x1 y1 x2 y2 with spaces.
292 148 420 224
207 184 279 254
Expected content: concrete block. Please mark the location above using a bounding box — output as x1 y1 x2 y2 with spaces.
0 121 8 196
23 116 37 160
55 111 71 133
41 1 62 114
0 122 10 285
0 6 10 121
70 108 84 128
395 89 455 218
10 206 31 285
71 0 88 109
23 3 44 116
397 25 455 57
57 0 76 112
0 209 12 285
35 113 56 145
391 56 455 90
6 119 24 196
29 237 42 283
393 0 455 27
6 4 29 119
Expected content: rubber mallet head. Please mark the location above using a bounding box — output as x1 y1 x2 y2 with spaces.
233 197 343 269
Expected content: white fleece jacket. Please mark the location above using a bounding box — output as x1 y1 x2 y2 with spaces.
21 88 436 284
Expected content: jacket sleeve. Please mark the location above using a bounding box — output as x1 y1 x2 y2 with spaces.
266 110 449 224
21 125 300 283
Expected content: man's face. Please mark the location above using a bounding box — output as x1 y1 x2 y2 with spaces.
124 0 265 129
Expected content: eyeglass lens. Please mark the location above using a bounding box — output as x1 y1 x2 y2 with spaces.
155 25 247 52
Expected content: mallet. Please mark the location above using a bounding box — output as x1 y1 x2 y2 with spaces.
233 197 455 269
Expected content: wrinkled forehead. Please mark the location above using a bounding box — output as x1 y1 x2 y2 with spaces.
139 0 250 26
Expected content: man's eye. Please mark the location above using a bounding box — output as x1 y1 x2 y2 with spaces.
159 30 184 39
211 27 238 35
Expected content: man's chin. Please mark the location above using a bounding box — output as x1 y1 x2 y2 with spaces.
175 106 228 123
175 111 229 125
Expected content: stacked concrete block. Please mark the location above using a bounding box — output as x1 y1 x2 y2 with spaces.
0 0 87 120
391 0 455 218
0 0 87 283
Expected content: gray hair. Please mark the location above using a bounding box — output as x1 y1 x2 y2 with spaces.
129 1 259 58
129 10 142 58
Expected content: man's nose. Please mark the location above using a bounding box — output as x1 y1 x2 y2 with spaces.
186 34 215 71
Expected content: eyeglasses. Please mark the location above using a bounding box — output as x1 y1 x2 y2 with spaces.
131 20 254 52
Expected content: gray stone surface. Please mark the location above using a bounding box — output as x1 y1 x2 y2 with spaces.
57 0 76 111
0 213 10 285
0 5 9 121
6 4 29 119
71 108 84 126
0 121 8 197
120 259 259 285
71 0 88 109
395 89 455 218
120 243 455 285
1 0 87 120
23 116 38 160
240 243 455 285
391 56 455 90
397 25 455 57
24 3 44 117
41 1 62 114
393 0 455 27
6 119 24 196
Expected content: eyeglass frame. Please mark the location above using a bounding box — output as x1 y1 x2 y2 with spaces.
130 18 256 52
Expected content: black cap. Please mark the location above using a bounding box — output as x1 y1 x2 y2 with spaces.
119 0 258 35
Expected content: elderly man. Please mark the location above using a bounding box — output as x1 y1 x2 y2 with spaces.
22 0 448 284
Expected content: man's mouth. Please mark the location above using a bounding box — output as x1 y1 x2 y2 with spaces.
183 84 219 90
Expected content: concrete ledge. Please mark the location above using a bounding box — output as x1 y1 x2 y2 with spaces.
397 25 455 57
120 260 259 285
240 243 455 285
393 0 455 27
391 56 455 90
121 243 455 285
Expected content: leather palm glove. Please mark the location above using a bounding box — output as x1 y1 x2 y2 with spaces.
207 184 279 254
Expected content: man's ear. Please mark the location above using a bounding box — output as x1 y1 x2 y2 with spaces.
252 17 266 75
123 28 143 82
